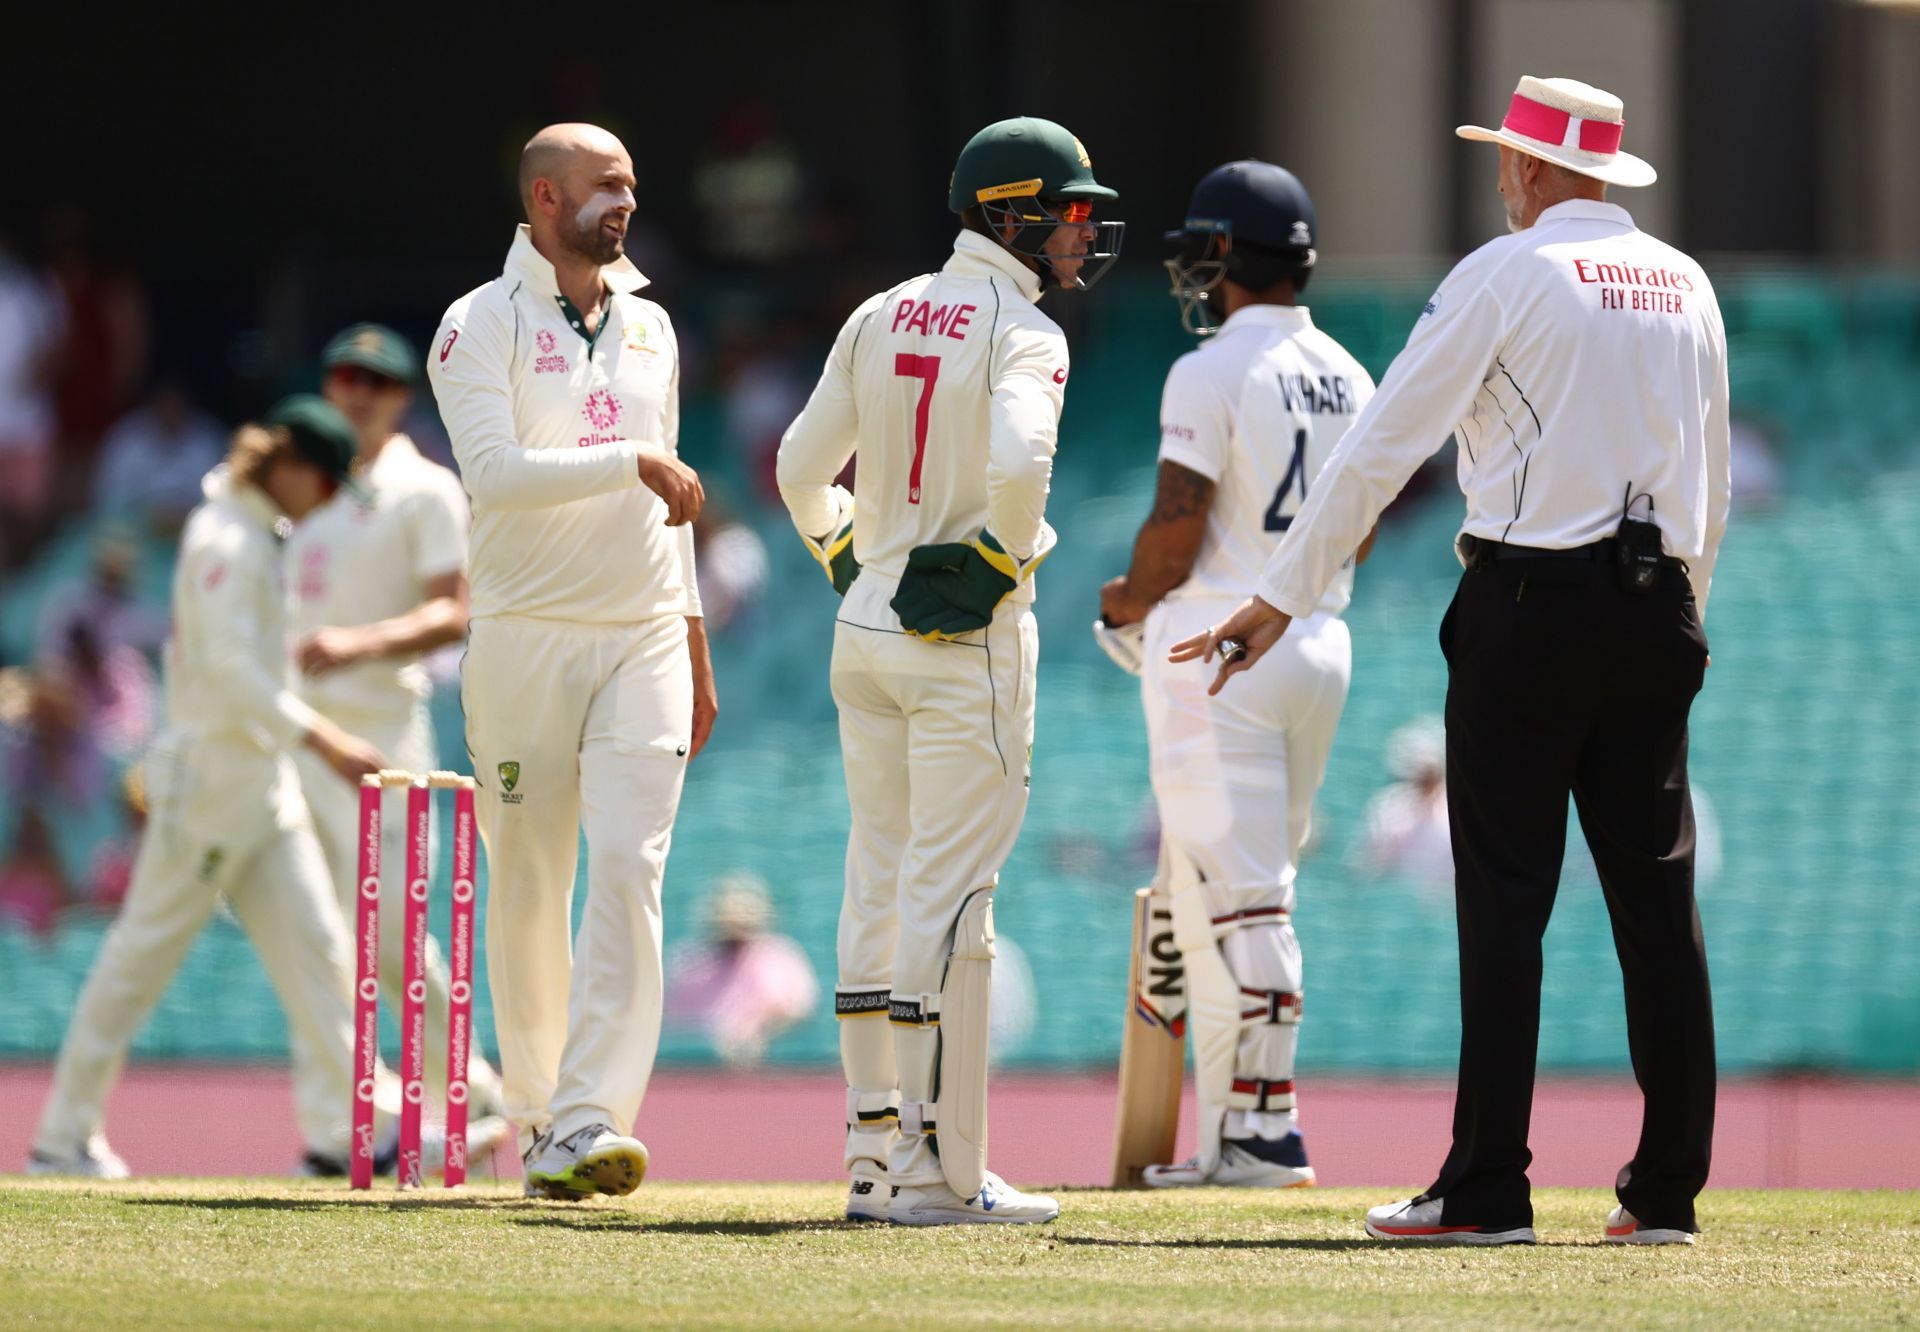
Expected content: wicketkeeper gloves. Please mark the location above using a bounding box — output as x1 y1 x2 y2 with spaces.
797 487 860 596
892 528 1053 639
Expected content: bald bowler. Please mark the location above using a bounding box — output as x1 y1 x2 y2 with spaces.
428 123 716 1199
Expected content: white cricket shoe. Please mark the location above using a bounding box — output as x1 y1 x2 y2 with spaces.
423 1114 512 1176
1143 1143 1316 1189
1364 1196 1536 1245
845 1162 891 1222
25 1136 130 1180
1605 1204 1695 1245
524 1123 649 1200
891 1171 1058 1226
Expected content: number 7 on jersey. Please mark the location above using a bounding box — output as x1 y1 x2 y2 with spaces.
894 353 940 505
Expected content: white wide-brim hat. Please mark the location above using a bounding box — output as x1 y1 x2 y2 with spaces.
1457 75 1657 188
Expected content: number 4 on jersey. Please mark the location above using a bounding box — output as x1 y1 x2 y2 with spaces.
1263 428 1309 532
895 353 941 505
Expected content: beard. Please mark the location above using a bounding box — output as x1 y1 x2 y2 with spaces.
562 192 626 264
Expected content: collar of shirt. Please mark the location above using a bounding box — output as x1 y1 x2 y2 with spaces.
202 464 280 534
944 229 1043 302
1532 199 1636 231
1215 303 1316 336
501 224 649 298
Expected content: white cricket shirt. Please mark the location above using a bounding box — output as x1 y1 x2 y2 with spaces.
1158 304 1375 615
428 226 700 626
775 230 1067 601
285 433 469 717
1256 200 1731 618
163 468 322 754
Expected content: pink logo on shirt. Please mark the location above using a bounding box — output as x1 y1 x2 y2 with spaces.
297 545 329 601
578 390 623 446
536 330 556 353
534 328 569 375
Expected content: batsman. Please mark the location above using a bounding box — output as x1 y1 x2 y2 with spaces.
1101 163 1376 1189
777 117 1121 1225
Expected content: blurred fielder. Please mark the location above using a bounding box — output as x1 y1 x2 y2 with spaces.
29 399 390 1177
282 323 508 1164
429 124 714 1199
778 116 1122 1225
1100 163 1375 1188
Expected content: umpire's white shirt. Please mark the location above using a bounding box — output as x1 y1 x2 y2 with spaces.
285 434 469 718
1256 200 1731 618
428 226 699 625
776 229 1066 602
1159 304 1375 616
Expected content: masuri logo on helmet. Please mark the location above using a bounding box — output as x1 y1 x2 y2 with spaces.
948 116 1125 291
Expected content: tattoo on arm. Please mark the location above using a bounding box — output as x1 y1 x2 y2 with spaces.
1146 462 1215 526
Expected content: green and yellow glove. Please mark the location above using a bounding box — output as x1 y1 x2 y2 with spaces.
799 496 860 596
891 529 1052 640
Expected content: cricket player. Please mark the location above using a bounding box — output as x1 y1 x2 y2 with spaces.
1098 162 1375 1189
282 323 509 1157
28 398 390 1177
428 124 714 1200
777 116 1123 1225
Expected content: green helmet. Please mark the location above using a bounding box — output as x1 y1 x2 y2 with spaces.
948 116 1117 213
948 117 1124 290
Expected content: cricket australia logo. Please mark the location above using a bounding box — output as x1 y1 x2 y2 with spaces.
497 761 523 805
579 390 622 446
533 328 568 375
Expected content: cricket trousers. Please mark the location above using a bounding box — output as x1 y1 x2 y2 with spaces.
830 573 1037 1182
287 701 502 1122
35 733 371 1161
1429 556 1716 1232
1142 598 1351 1142
461 613 691 1154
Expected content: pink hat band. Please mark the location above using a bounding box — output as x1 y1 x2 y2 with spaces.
1502 93 1624 156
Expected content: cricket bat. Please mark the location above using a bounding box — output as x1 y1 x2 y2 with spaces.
1110 886 1186 1187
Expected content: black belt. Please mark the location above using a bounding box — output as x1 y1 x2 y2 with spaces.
1459 533 1684 571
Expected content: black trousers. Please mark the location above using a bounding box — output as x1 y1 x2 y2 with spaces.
1428 556 1716 1232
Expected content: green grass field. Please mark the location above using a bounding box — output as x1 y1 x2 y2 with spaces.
3 1181 1914 1330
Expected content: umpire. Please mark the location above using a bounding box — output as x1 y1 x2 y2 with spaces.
1172 75 1731 1246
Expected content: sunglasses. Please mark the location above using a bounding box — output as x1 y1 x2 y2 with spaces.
1052 200 1093 224
328 364 403 391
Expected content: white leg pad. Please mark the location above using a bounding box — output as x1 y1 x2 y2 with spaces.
1166 857 1240 1178
934 888 994 1200
839 989 899 1173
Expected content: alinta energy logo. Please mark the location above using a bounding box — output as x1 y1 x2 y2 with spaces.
534 327 568 375
579 390 623 446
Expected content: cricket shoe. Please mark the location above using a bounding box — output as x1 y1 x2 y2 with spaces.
25 1136 130 1180
524 1123 649 1200
846 1162 892 1222
1364 1196 1536 1245
419 1114 512 1177
891 1171 1058 1226
1144 1134 1316 1189
1605 1205 1695 1245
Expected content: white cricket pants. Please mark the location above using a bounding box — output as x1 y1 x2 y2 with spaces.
461 613 691 1153
1142 599 1351 1139
831 574 1036 1180
35 733 369 1160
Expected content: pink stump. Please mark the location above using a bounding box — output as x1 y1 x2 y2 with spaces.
398 781 430 1189
443 786 477 1188
350 780 383 1191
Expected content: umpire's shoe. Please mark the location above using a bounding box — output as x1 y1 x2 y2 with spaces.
1605 1205 1696 1245
891 1171 1058 1226
1364 1196 1536 1245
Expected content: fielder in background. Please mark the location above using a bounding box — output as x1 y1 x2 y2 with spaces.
1099 163 1376 1190
28 399 390 1178
1178 76 1728 1246
429 124 715 1200
777 116 1122 1226
283 323 509 1171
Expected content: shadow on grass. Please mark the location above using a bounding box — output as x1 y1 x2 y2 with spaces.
1058 1235 1383 1252
125 1196 552 1215
507 1215 848 1236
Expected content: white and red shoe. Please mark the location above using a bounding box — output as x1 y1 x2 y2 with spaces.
1605 1205 1695 1245
1364 1196 1536 1245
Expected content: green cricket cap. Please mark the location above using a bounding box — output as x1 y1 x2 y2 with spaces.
266 394 358 483
948 116 1118 215
321 322 418 386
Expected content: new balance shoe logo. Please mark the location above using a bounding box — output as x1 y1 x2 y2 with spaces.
851 1181 874 1196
